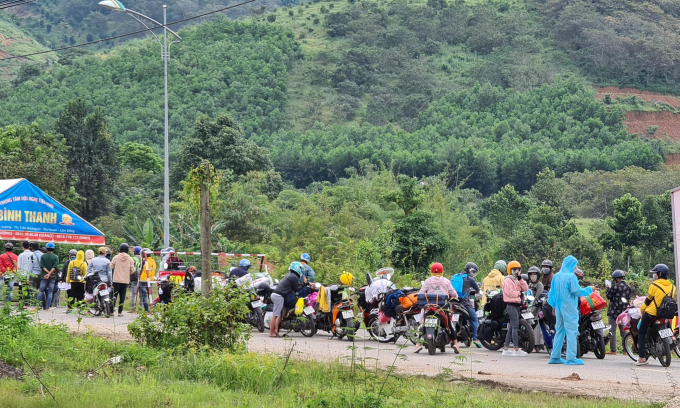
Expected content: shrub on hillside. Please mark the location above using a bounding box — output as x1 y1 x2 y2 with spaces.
129 287 251 351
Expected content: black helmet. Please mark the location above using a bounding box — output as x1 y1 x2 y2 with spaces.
4 242 13 250
541 260 553 268
651 264 670 279
520 274 529 282
119 243 129 252
464 262 479 276
612 270 625 279
574 268 584 280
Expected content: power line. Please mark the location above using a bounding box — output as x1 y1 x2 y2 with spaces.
0 0 37 9
0 0 256 61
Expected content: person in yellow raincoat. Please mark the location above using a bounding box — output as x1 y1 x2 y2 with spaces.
480 260 507 304
139 249 156 312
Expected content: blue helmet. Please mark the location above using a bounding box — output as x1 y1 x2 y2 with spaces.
300 253 311 262
45 242 55 249
239 259 251 268
289 261 303 274
133 246 142 254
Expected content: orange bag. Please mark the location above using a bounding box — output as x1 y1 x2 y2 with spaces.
399 293 418 309
579 291 607 315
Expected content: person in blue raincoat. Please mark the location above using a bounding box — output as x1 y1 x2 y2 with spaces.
546 255 595 366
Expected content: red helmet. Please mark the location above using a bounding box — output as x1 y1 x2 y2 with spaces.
431 262 444 275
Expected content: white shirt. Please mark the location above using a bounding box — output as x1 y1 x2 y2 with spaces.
366 278 396 303
16 249 36 279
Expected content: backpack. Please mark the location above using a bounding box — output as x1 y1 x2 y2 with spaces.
450 273 469 299
131 256 141 282
381 290 405 318
70 265 83 281
652 283 678 319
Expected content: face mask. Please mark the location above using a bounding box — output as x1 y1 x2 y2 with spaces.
530 274 538 283
70 256 76 261
541 268 550 274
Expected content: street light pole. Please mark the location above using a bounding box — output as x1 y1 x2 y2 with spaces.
163 5 170 249
98 1 180 248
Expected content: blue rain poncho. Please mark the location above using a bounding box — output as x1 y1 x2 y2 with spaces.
546 255 592 365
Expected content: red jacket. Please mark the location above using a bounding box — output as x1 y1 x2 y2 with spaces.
0 251 18 275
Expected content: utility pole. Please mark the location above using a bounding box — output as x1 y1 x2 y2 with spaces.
200 161 212 297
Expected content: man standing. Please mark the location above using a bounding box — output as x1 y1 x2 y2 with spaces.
547 255 594 366
38 242 59 311
110 243 135 317
0 242 18 302
16 241 35 306
129 246 142 313
30 242 43 305
605 270 631 355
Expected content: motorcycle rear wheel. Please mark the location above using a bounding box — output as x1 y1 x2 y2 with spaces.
89 307 101 317
623 332 638 362
594 333 606 359
480 332 504 351
427 336 436 355
658 342 672 367
255 308 265 333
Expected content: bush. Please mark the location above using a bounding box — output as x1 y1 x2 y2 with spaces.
128 287 251 351
267 14 277 22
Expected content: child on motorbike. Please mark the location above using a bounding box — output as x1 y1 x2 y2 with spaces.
414 263 460 354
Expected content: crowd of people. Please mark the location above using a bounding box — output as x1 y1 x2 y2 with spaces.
0 241 158 316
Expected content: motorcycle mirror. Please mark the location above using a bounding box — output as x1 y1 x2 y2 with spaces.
366 272 373 285
621 297 628 304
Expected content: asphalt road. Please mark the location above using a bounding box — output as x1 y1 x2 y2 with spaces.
38 308 679 404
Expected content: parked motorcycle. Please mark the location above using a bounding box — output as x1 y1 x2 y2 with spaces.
84 271 113 317
315 285 358 340
278 296 317 337
576 305 609 359
246 285 266 333
374 287 421 344
450 299 472 347
357 284 381 340
479 290 535 353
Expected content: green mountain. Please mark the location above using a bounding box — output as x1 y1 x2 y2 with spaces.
0 0 676 192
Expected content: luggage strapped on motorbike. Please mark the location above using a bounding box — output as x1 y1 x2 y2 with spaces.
382 290 405 317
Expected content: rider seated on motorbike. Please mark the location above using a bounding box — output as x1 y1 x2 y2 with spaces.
636 264 677 366
270 262 308 338
414 262 460 354
502 261 529 357
454 262 482 348
299 253 315 283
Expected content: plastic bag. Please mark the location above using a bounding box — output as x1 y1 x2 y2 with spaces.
629 307 642 320
616 310 631 328
294 297 305 316
379 311 390 324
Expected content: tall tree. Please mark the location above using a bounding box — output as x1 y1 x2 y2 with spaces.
481 184 533 235
0 123 79 208
55 99 119 220
601 193 655 250
171 114 273 187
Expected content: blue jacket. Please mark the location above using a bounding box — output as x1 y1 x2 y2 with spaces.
300 263 315 283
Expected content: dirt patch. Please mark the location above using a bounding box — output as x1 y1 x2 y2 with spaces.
624 111 680 141
561 372 582 381
0 360 23 380
596 87 680 109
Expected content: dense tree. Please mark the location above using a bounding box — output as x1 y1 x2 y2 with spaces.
391 212 448 274
481 184 533 236
601 194 655 250
0 123 79 207
55 99 119 220
119 142 163 173
172 114 273 187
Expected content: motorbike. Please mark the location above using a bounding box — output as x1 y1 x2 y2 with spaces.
246 285 266 333
278 296 317 337
479 290 535 353
575 304 609 359
374 287 421 344
420 295 454 355
534 291 556 352
623 298 674 367
450 299 472 347
84 271 113 317
357 284 381 340
315 285 359 340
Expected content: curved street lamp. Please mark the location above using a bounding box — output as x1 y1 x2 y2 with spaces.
99 1 181 249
